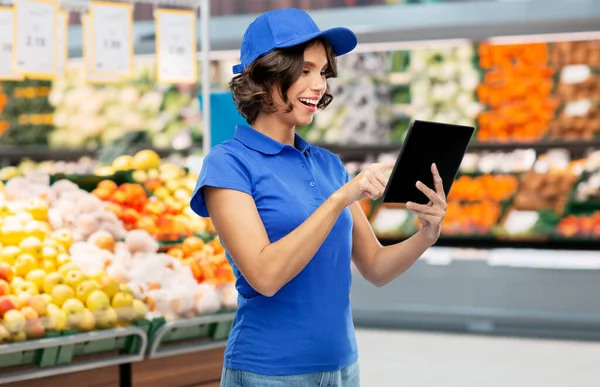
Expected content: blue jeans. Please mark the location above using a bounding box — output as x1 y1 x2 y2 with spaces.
220 362 360 387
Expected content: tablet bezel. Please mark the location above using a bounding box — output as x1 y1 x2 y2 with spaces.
380 119 475 205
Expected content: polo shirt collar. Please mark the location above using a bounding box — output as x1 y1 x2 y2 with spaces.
234 125 311 155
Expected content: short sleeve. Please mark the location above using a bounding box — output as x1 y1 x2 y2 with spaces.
190 146 253 218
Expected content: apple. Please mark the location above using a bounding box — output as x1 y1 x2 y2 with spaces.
99 276 120 299
0 296 16 317
0 262 14 282
64 270 85 290
28 295 48 317
11 331 27 343
41 260 56 273
19 236 43 257
112 292 134 321
4 309 26 334
0 246 20 265
14 253 37 277
20 306 38 321
45 305 68 331
0 280 10 296
51 284 74 308
76 309 95 332
132 299 148 321
62 298 85 326
14 281 38 296
55 253 71 267
25 319 45 339
43 272 64 294
58 262 78 277
76 280 99 303
96 307 118 329
41 246 58 263
86 290 110 313
0 324 10 344
14 293 32 309
25 269 46 293
40 293 52 306
119 284 134 297
52 229 74 251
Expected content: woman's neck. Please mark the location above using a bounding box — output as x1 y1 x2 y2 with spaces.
252 114 295 147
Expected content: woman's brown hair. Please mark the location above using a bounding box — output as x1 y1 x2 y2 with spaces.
229 37 338 125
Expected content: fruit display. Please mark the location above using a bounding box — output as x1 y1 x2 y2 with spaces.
459 149 537 174
556 212 600 238
408 45 482 127
0 157 98 181
442 201 502 236
551 40 600 67
166 236 235 285
448 175 519 202
0 80 54 146
512 171 578 214
476 43 558 142
47 59 206 149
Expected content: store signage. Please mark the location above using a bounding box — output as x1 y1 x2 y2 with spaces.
155 9 197 84
55 11 67 78
14 0 58 79
89 1 133 77
0 7 23 80
82 14 121 84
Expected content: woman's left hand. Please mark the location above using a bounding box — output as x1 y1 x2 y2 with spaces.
406 163 447 244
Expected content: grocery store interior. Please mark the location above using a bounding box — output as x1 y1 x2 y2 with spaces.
0 0 600 386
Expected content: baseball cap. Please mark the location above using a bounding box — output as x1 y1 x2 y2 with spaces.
232 8 358 74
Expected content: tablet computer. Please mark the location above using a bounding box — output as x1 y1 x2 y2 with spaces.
381 120 475 205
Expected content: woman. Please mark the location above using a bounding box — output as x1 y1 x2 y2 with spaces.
190 8 448 387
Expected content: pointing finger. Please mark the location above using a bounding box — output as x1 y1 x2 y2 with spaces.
431 163 445 199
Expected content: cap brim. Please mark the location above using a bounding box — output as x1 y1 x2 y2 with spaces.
275 27 358 57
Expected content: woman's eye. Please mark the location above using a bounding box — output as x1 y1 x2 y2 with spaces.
302 70 310 75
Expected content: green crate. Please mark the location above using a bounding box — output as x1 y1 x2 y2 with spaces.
210 320 233 341
0 331 63 369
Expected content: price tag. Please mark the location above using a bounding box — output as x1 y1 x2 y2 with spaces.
55 11 67 78
89 1 133 77
561 65 591 84
14 0 58 79
0 7 23 80
564 99 591 117
155 9 197 84
82 14 120 84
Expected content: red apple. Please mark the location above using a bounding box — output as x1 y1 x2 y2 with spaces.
0 280 10 296
0 296 16 318
0 263 14 283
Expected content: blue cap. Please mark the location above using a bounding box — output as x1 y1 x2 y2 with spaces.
232 8 358 74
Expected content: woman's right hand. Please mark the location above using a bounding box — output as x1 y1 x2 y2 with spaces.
336 162 396 207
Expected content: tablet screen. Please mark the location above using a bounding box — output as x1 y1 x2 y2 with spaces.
382 120 474 205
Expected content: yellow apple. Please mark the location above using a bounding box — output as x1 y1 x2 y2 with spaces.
14 292 32 309
46 305 68 331
99 276 120 299
40 293 52 305
64 270 85 290
3 309 26 334
0 324 10 344
58 262 78 277
62 298 85 327
14 281 38 296
76 309 96 332
51 284 74 308
95 307 118 329
86 290 110 313
119 284 134 297
132 299 148 321
0 246 20 265
76 280 99 303
25 269 46 293
41 246 58 263
43 272 64 294
55 253 71 267
11 331 27 343
52 229 74 251
14 253 37 277
27 295 48 317
40 260 56 273
18 236 43 257
112 292 134 321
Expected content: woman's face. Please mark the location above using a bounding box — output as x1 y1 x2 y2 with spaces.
272 42 329 128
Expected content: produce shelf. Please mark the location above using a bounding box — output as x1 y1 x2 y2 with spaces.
146 313 235 359
0 326 148 385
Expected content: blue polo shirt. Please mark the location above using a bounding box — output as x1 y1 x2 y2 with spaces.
190 125 358 376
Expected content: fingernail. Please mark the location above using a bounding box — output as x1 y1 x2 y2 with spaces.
406 202 413 208
416 181 421 187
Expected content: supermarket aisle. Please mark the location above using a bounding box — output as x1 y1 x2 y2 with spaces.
355 328 600 387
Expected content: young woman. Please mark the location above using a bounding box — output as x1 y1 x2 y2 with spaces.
191 8 448 387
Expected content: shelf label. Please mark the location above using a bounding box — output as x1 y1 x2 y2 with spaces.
82 14 121 84
155 9 197 84
55 10 67 78
0 7 23 80
14 0 58 79
90 1 133 77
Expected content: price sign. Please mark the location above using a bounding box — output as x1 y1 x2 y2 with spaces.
82 14 120 84
89 1 133 77
155 9 197 84
0 7 23 80
14 0 58 79
55 11 67 78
